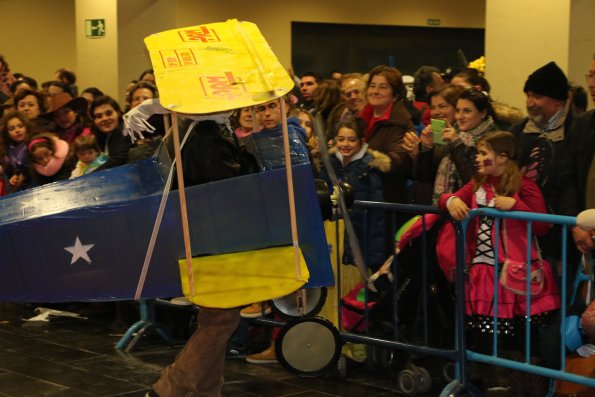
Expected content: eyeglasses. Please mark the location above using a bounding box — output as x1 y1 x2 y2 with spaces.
586 73 595 81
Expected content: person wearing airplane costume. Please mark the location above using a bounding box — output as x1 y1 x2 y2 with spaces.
123 100 253 397
129 95 312 394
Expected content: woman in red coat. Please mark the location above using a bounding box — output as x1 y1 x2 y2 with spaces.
359 65 414 205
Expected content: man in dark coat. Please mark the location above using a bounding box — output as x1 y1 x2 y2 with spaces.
509 61 572 215
509 62 573 263
559 55 595 254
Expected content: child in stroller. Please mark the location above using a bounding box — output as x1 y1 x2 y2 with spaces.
340 213 456 393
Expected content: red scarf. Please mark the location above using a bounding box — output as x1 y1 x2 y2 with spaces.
360 102 394 142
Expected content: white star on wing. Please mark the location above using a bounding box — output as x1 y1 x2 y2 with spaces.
20 196 45 211
64 237 95 265
20 200 35 210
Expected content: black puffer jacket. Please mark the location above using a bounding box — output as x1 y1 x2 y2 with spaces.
179 120 258 187
320 147 391 271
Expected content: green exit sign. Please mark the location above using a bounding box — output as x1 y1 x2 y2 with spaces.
427 19 441 26
85 19 106 38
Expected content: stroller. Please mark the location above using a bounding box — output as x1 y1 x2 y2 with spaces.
340 214 457 395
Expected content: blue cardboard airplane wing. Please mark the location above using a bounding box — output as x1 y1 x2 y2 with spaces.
0 152 333 303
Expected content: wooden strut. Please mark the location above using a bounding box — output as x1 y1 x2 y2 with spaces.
171 113 196 297
279 99 302 282
235 21 306 312
133 123 175 301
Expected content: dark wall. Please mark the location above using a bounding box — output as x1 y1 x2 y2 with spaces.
292 22 484 77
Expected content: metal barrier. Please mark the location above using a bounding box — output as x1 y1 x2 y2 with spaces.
338 201 462 395
459 208 595 394
335 201 594 395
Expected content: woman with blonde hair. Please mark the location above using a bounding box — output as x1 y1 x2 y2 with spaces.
290 108 321 175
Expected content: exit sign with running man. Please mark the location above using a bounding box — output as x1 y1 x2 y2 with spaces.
86 19 106 38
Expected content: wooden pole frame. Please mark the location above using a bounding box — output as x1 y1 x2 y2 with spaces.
171 112 196 297
279 99 302 282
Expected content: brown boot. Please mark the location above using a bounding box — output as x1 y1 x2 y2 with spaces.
239 302 271 319
245 343 278 364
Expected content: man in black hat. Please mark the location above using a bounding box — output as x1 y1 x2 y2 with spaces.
510 61 574 312
510 61 572 216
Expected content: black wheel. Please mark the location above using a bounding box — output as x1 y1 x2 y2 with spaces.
276 316 341 377
413 366 432 393
365 345 394 369
381 348 394 369
271 287 327 320
365 345 378 368
398 369 419 395
442 362 456 382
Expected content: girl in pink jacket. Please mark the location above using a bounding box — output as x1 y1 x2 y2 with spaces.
440 131 560 395
440 131 560 321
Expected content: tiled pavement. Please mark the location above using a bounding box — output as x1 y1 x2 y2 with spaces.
0 302 503 397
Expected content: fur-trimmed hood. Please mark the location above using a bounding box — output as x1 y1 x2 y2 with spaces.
492 101 524 127
365 148 391 173
328 145 391 173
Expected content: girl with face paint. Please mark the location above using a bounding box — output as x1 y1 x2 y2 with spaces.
439 131 560 396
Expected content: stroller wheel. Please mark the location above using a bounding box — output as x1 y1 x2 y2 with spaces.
366 345 393 369
276 316 341 377
413 366 432 393
379 348 394 368
442 362 456 382
398 369 420 395
336 354 348 378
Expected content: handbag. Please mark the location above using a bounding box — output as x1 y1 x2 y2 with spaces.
499 220 544 295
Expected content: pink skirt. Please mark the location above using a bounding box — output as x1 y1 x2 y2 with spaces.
465 261 560 318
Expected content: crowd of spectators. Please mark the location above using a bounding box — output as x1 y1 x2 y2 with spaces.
1 52 594 397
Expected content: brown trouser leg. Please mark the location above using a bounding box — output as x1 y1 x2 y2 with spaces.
153 307 240 397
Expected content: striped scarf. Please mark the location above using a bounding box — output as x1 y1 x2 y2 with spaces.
432 116 496 204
